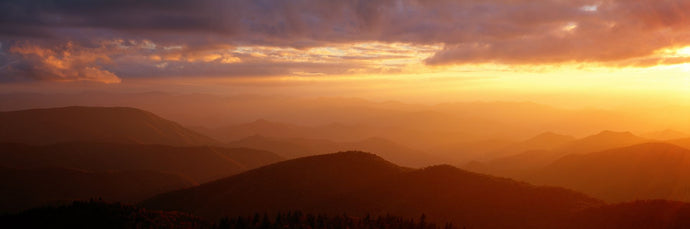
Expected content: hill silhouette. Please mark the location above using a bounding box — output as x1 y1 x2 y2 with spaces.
568 200 690 229
469 130 650 178
559 131 650 154
141 151 409 218
2 200 459 229
0 166 194 213
666 137 690 150
0 106 219 146
643 129 689 141
440 132 576 163
530 143 690 202
1 200 208 229
0 142 283 184
227 135 436 167
142 151 602 229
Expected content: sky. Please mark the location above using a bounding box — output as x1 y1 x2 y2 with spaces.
1 0 690 107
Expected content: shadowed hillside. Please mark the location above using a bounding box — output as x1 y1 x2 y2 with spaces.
530 143 690 202
1 200 459 229
0 167 194 213
568 200 690 229
142 151 602 229
0 142 283 184
142 151 410 219
1 200 209 229
0 106 219 146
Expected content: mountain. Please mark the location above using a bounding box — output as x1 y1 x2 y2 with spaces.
227 135 437 167
2 200 456 229
141 151 409 218
529 143 690 202
432 138 516 163
205 119 311 142
666 137 690 150
642 129 689 141
508 132 576 154
560 130 650 154
0 167 194 213
470 130 650 178
1 200 209 229
568 200 690 229
0 106 219 146
142 151 602 229
0 142 283 183
226 135 333 159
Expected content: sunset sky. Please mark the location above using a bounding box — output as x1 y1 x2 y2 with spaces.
1 0 690 107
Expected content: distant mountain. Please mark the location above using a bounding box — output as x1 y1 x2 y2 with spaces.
509 132 576 154
0 142 283 183
142 151 602 229
666 137 690 150
0 106 219 146
0 167 194 213
435 132 574 164
432 138 516 163
529 143 690 202
470 130 650 178
227 135 436 167
206 119 311 142
226 135 335 159
642 129 689 141
559 130 650 154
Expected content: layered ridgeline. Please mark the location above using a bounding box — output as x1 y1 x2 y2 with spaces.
0 143 282 213
142 151 602 229
0 107 283 213
0 142 282 184
0 106 219 146
467 131 650 178
1 200 459 229
0 166 195 213
227 135 437 167
530 143 690 203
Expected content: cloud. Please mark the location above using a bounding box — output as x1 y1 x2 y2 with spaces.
1 0 690 82
2 42 121 83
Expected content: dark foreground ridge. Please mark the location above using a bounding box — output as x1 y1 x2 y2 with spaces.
141 151 602 229
1 200 458 229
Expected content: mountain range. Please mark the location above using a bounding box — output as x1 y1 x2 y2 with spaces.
0 106 219 146
530 143 690 202
142 151 602 229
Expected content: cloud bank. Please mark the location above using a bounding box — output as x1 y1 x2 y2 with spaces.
1 0 689 83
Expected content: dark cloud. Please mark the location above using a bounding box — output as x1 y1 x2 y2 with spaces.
1 0 690 83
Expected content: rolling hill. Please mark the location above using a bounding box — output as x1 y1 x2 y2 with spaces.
1 200 208 229
568 200 690 229
0 106 219 146
0 142 283 184
438 132 575 164
227 135 437 167
142 151 602 229
529 143 690 202
467 130 650 178
0 166 195 213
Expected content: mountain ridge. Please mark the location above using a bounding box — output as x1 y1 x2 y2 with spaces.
0 106 220 146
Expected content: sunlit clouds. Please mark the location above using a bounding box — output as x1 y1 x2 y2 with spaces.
6 41 120 83
0 0 690 106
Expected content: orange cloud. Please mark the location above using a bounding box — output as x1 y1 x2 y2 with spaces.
7 42 121 84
